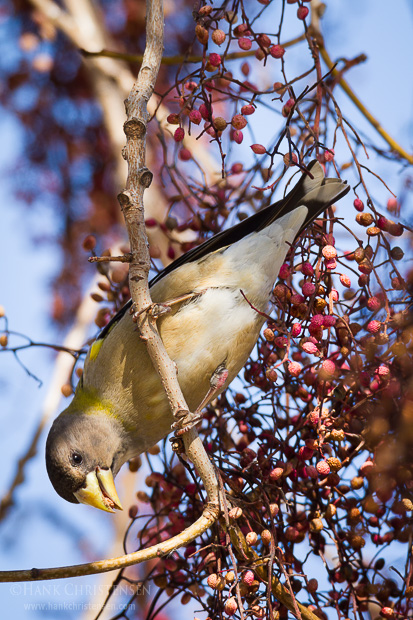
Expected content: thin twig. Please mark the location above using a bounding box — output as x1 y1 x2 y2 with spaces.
80 34 306 65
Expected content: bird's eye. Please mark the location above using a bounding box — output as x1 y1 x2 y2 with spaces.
71 452 83 466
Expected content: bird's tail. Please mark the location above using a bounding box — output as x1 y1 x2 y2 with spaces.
245 159 349 237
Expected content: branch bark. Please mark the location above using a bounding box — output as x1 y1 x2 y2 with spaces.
117 0 220 507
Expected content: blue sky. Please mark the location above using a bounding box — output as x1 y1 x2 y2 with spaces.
0 1 412 618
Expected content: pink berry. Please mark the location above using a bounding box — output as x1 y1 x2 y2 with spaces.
353 198 364 212
212 29 226 46
199 104 211 120
282 98 295 117
184 80 197 91
367 296 381 311
145 218 158 227
367 320 381 334
279 263 290 279
316 461 330 475
269 44 285 59
167 113 180 124
302 262 314 276
297 6 309 19
323 315 336 327
238 37 252 50
224 597 238 616
331 289 339 302
207 573 219 588
388 222 404 237
269 467 284 481
324 149 334 162
322 359 336 376
173 127 184 142
231 163 243 174
189 109 202 124
291 293 305 305
302 282 315 296
274 336 288 348
291 322 302 337
242 570 254 585
288 362 302 377
257 34 271 47
303 342 318 355
246 531 258 545
310 315 324 328
251 143 266 154
386 198 398 213
231 114 247 130
306 466 318 479
241 104 255 115
322 245 337 260
381 608 394 619
178 148 191 161
298 446 314 460
377 365 389 376
233 130 243 144
340 274 351 288
325 258 337 270
209 53 222 67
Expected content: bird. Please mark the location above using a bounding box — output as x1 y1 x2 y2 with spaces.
46 161 349 512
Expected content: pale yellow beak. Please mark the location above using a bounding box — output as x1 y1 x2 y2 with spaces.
74 467 123 513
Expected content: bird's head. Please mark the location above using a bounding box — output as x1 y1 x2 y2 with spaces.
45 410 127 512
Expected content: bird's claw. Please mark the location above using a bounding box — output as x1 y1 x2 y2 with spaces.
172 409 203 436
130 302 171 323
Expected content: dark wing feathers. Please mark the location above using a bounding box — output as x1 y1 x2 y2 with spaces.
98 161 349 339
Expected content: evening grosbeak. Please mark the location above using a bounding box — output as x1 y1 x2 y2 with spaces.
46 161 349 512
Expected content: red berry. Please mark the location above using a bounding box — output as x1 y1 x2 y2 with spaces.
322 245 337 259
189 109 202 124
251 143 266 154
367 320 381 334
288 362 302 376
238 37 252 50
340 274 351 287
167 113 180 124
242 570 254 585
231 162 243 174
321 359 336 376
297 6 309 19
386 198 398 213
209 53 221 67
302 342 318 355
269 45 285 59
233 130 244 144
231 114 247 129
178 148 191 161
353 198 364 212
316 461 330 475
199 104 211 120
257 34 271 47
241 104 255 115
212 29 226 46
324 149 334 162
302 282 315 296
173 127 184 142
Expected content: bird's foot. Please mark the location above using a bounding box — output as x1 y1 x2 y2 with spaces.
131 290 207 323
172 409 203 436
171 363 229 437
130 302 171 323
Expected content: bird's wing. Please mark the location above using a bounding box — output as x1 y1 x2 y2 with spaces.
98 161 349 338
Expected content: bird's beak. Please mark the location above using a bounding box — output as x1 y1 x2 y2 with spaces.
74 467 123 513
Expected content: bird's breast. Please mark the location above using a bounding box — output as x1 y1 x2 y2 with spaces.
158 287 263 405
